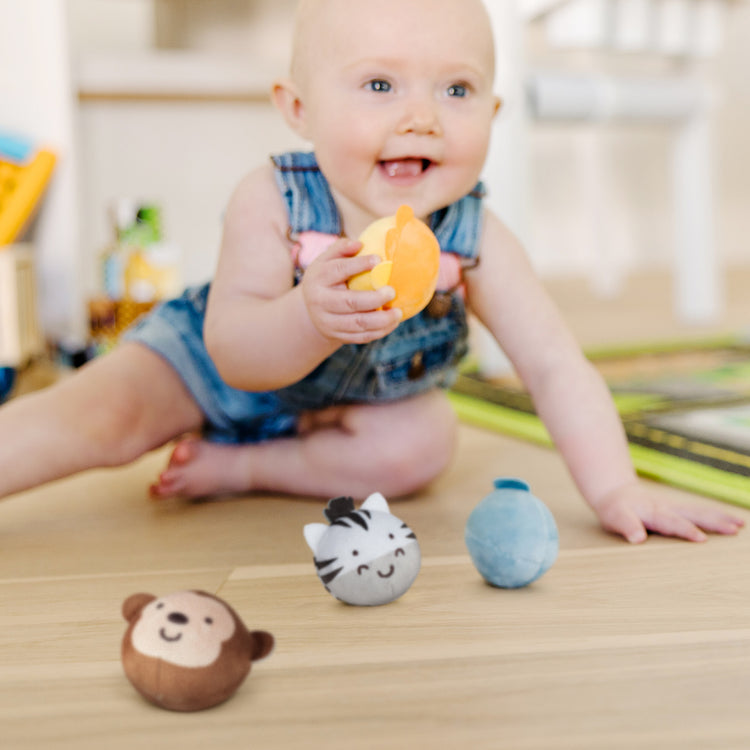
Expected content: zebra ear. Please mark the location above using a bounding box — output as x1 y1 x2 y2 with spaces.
361 492 390 514
303 523 328 554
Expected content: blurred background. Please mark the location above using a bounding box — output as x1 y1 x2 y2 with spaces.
1 0 749 363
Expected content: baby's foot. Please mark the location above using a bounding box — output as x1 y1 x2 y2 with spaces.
150 437 253 500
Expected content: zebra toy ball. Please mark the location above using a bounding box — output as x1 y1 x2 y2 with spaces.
304 493 421 606
465 478 559 589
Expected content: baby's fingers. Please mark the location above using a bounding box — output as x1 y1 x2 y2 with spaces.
319 237 362 260
312 239 377 286
597 503 648 544
680 505 745 535
642 510 707 543
326 285 396 315
331 306 403 342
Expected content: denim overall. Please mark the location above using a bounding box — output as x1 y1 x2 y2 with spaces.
124 151 484 443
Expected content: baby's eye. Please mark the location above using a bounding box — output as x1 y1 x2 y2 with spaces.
367 79 392 93
447 84 468 98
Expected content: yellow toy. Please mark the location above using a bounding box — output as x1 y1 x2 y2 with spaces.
0 148 56 246
123 248 180 303
347 205 440 320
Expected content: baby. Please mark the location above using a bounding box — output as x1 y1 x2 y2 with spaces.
0 0 742 544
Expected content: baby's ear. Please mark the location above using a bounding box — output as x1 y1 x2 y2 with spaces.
303 523 328 554
492 95 503 119
271 78 310 140
122 593 156 623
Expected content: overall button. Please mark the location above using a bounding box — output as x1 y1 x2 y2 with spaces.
408 352 425 380
425 292 452 319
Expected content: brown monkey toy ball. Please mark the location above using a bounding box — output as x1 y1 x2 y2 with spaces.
121 590 274 711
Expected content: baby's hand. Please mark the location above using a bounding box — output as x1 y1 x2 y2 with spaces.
302 238 403 344
593 480 745 543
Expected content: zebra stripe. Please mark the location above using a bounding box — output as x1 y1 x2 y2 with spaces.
401 522 417 540
331 510 370 531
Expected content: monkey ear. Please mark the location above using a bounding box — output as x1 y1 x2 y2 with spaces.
122 593 156 623
248 630 275 662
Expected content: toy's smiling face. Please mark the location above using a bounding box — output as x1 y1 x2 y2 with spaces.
304 493 421 606
130 591 236 667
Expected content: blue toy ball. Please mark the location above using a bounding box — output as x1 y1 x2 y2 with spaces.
465 478 559 589
0 367 16 404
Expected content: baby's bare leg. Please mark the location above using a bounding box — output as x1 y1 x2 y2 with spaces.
151 389 457 500
0 343 203 500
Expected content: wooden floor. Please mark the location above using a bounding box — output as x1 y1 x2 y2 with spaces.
3 269 750 749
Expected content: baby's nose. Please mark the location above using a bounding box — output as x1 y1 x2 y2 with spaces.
168 611 189 625
398 98 441 136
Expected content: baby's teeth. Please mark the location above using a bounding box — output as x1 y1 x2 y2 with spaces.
384 159 423 178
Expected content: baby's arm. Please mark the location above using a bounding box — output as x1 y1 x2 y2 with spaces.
204 164 401 391
466 210 743 543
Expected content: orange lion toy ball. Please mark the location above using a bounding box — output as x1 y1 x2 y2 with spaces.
121 590 274 712
347 205 440 321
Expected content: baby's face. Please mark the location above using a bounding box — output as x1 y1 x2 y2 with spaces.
289 0 499 235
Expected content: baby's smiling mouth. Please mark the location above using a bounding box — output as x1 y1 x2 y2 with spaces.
379 158 433 179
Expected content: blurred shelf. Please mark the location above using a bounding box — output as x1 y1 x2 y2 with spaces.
75 50 274 103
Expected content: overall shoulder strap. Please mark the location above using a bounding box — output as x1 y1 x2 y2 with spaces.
429 183 485 260
270 152 342 236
